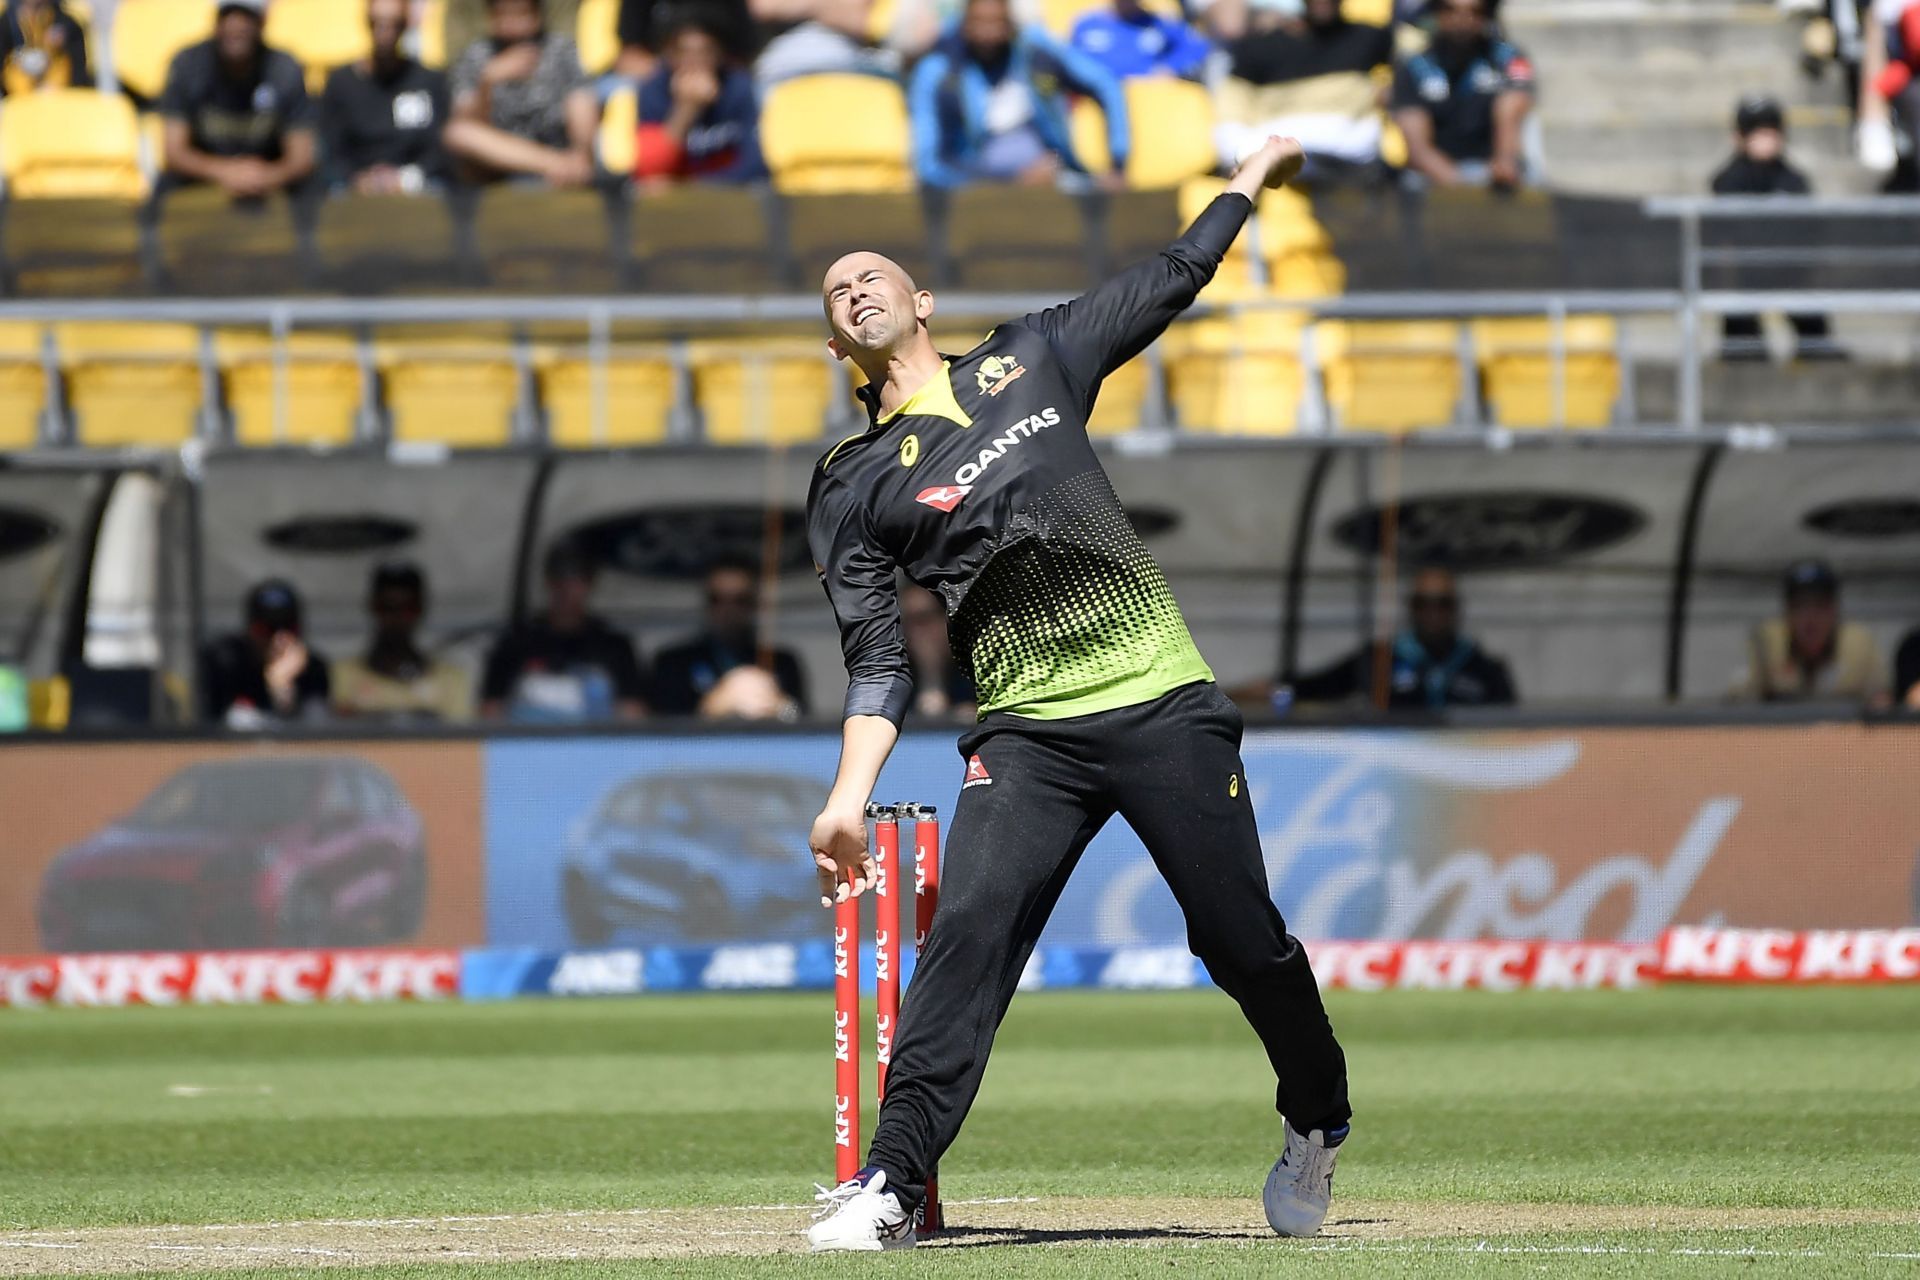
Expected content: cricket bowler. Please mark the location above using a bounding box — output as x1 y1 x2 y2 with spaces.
804 135 1352 1252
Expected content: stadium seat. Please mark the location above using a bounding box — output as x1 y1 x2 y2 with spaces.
538 346 676 446
216 330 364 446
413 0 446 65
1342 0 1393 24
631 185 783 292
576 0 618 72
945 185 1094 291
156 186 308 293
783 190 932 288
0 90 146 199
1317 320 1464 432
0 324 47 448
110 0 213 102
1070 78 1214 190
473 186 617 291
761 75 913 193
1473 315 1621 429
598 82 638 175
1038 0 1176 35
54 322 206 447
313 193 462 291
1085 356 1151 435
265 0 372 92
378 331 522 447
690 338 845 445
1161 310 1305 435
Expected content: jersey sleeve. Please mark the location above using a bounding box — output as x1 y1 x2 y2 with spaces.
1018 191 1251 396
807 464 913 726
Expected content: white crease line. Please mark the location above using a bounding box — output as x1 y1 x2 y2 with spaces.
166 1084 274 1098
0 1242 81 1250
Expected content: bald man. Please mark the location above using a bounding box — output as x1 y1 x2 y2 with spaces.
803 136 1352 1252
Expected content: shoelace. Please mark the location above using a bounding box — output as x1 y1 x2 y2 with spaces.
811 1176 867 1220
1282 1130 1337 1192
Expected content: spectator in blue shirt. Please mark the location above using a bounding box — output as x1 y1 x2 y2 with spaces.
633 13 766 182
1070 0 1211 81
909 0 1131 187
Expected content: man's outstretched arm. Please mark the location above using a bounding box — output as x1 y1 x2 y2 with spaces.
1024 136 1306 394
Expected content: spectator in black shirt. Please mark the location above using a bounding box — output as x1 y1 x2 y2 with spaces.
200 579 332 726
1216 0 1394 182
158 0 316 200
651 556 807 717
1391 0 1535 189
0 0 91 97
1711 95 1843 362
320 0 451 192
480 543 648 721
1289 566 1517 709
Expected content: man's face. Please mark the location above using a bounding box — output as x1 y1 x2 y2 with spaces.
368 0 408 60
488 0 542 45
215 9 264 65
1786 592 1837 659
1408 568 1461 653
1433 0 1486 41
668 26 721 74
370 586 422 642
545 570 593 621
962 0 1014 56
822 253 932 360
1305 0 1341 27
1740 126 1785 163
705 567 757 643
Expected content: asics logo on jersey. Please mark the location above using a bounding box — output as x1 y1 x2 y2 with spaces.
952 406 1061 486
916 485 973 512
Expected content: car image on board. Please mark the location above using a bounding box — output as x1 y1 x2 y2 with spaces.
37 756 427 953
561 771 826 945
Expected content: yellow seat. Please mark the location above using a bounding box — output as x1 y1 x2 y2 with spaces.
111 0 213 102
1318 320 1463 433
1070 78 1214 189
0 324 47 448
945 184 1091 290
576 0 618 72
538 347 675 446
1086 356 1150 435
1041 0 1176 35
216 330 363 446
1161 310 1304 435
691 339 842 445
56 322 205 447
413 0 446 65
1473 315 1620 429
0 89 146 198
634 184 782 291
762 75 912 193
266 0 373 92
378 334 520 447
472 187 614 291
598 82 637 174
28 676 71 730
1343 0 1393 25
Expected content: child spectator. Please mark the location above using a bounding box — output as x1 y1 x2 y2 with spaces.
633 13 766 183
445 0 598 186
320 0 451 193
0 0 91 96
158 0 317 200
1069 0 1211 82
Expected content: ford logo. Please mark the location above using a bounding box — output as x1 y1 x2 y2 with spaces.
1331 491 1646 569
560 506 813 579
263 514 418 554
1803 499 1920 540
0 504 59 561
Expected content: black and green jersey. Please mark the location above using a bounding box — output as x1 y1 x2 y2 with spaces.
807 193 1253 726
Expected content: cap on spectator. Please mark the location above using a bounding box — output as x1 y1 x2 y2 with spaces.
217 0 268 15
1782 558 1838 600
1734 95 1785 137
543 541 595 582
246 578 303 632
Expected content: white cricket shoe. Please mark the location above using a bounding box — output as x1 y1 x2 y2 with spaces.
807 1167 916 1253
1263 1121 1346 1237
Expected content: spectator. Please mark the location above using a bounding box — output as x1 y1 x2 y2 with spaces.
651 556 807 716
0 0 91 97
1894 615 1920 709
1200 0 1299 44
632 13 766 183
1289 566 1517 709
480 543 648 721
613 0 751 77
1732 559 1888 704
1711 96 1843 362
158 0 317 201
909 0 1129 188
752 0 899 87
331 562 472 722
1858 0 1920 186
320 0 451 193
1391 0 1535 190
200 579 332 726
1215 0 1393 181
901 582 975 720
444 0 597 187
1069 0 1211 82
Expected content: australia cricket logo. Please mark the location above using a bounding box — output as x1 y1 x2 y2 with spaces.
975 353 1026 397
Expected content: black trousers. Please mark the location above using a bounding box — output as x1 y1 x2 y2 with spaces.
867 680 1351 1206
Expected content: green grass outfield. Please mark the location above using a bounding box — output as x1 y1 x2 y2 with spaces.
3 986 1918 1276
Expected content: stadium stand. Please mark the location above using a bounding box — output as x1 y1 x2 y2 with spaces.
690 337 846 445
1472 314 1621 429
0 89 148 293
760 74 915 195
265 0 373 92
54 321 206 447
574 0 618 73
537 342 676 446
154 187 307 294
108 0 211 102
1069 76 1215 189
1161 309 1306 435
216 329 364 446
312 193 464 291
629 185 782 292
0 324 46 449
1318 319 1465 433
376 328 523 446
